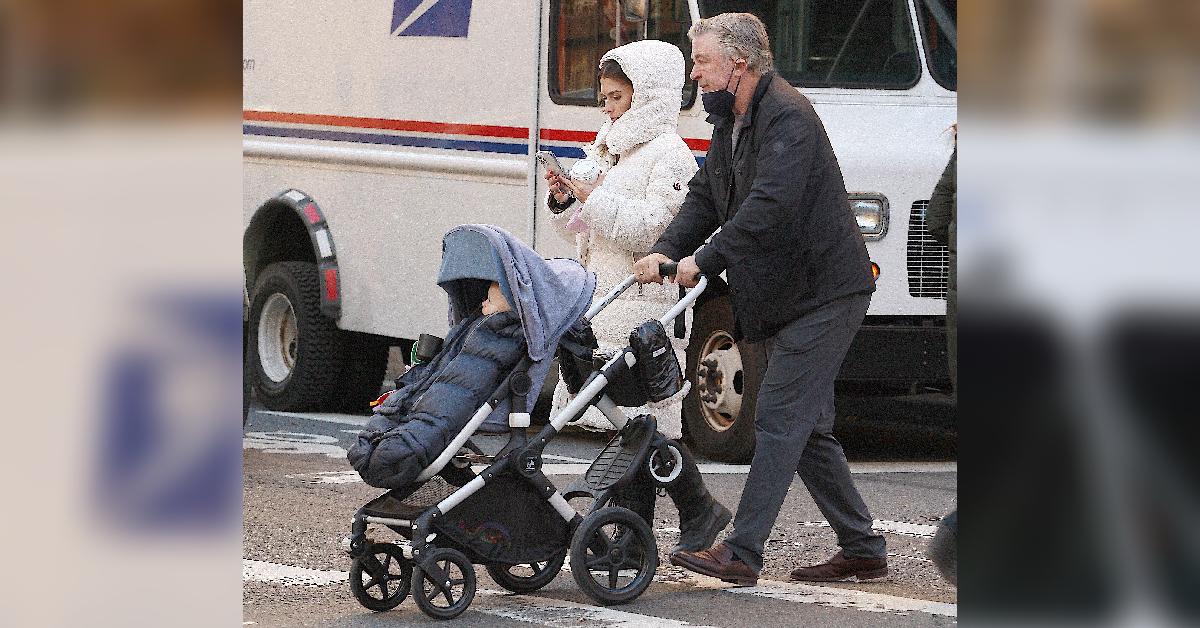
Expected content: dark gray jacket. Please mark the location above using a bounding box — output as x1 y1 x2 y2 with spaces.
651 73 875 341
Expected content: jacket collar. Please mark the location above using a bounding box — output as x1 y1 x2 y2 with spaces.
705 71 776 128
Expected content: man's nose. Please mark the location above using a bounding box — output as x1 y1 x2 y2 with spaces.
690 67 701 80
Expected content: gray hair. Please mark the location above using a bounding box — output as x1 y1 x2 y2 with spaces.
688 13 774 73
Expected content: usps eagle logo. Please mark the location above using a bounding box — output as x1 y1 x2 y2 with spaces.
392 0 473 37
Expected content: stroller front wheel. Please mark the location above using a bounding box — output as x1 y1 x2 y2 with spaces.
411 547 477 620
569 506 658 605
349 542 412 611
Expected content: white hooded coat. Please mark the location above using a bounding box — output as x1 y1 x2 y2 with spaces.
548 40 698 439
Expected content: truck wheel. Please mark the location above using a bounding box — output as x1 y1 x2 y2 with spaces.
333 333 390 414
683 295 762 463
243 321 253 427
249 261 345 411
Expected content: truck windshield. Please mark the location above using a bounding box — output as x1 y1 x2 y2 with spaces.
699 0 921 89
916 0 956 91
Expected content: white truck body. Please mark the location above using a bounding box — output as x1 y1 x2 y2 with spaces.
243 0 956 456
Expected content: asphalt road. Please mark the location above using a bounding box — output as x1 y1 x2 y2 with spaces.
243 400 957 627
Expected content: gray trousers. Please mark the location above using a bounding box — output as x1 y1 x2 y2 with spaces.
724 292 885 572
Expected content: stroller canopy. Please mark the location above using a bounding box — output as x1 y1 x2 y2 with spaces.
438 224 595 364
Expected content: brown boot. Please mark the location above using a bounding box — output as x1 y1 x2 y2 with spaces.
790 551 889 582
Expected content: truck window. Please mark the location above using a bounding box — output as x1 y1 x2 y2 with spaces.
700 0 920 89
550 0 697 107
915 0 956 91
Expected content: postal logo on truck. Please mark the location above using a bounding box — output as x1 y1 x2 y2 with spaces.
391 0 473 37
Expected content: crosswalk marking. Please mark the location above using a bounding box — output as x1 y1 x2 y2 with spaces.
281 461 955 484
799 519 940 538
243 559 346 587
722 578 957 618
243 558 956 621
477 590 717 627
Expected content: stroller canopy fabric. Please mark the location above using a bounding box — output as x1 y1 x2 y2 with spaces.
439 224 595 364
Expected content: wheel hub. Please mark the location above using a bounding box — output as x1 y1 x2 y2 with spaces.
695 333 743 431
258 293 298 383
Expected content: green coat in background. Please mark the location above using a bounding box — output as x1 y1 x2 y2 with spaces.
925 149 956 392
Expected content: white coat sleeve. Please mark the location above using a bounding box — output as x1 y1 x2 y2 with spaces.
545 192 579 245
579 149 697 252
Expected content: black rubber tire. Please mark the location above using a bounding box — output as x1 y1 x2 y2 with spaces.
485 549 566 593
683 295 762 463
411 547 477 620
242 321 252 428
569 506 658 605
248 261 345 411
332 332 390 414
349 542 412 612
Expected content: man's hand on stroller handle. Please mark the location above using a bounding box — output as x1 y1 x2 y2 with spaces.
634 253 702 288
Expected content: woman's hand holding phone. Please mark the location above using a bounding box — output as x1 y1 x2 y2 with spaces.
544 170 571 203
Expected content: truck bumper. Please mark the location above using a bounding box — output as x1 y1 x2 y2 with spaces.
839 319 949 383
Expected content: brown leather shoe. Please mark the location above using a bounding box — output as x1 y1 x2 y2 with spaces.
790 551 889 582
669 542 758 586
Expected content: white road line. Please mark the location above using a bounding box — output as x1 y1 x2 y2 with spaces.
543 454 592 463
685 573 956 618
250 410 373 426
286 471 363 484
243 559 346 587
245 558 955 621
243 432 347 458
799 519 939 538
281 462 954 483
477 590 717 627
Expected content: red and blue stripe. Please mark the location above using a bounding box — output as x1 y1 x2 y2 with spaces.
243 111 709 163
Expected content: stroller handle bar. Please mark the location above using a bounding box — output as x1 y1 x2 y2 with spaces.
583 261 707 326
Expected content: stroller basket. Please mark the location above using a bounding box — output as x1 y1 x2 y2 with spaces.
362 475 465 523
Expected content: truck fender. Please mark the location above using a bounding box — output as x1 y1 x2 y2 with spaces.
244 189 342 320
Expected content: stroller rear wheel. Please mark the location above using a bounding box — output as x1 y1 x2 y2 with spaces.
411 547 476 620
569 506 658 605
349 542 412 611
485 549 566 593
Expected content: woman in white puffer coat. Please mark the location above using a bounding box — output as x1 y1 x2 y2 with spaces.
545 39 698 441
545 41 730 557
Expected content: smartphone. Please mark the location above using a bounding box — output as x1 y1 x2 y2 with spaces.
535 150 568 179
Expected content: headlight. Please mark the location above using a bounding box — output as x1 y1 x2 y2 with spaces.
849 194 889 241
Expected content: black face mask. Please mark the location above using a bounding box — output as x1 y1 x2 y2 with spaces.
701 67 742 118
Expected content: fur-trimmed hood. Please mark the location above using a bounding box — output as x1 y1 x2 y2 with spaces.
588 40 685 160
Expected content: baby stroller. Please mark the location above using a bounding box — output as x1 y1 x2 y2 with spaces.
345 224 708 619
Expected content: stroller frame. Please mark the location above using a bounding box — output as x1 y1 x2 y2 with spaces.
347 267 707 618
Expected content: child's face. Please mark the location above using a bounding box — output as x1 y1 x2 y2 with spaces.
481 282 512 316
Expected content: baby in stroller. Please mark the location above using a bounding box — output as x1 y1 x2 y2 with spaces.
344 224 725 619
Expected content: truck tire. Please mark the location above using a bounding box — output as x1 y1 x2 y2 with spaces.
333 332 390 414
683 295 762 463
243 321 253 427
249 261 345 411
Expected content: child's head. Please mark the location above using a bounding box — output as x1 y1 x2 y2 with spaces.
481 281 513 316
